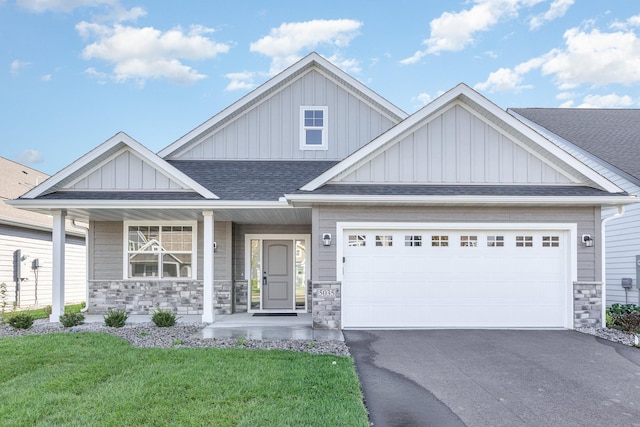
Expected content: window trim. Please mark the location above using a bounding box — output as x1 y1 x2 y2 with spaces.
123 221 198 280
300 106 328 151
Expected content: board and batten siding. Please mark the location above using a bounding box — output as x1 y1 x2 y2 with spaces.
312 206 600 282
71 150 186 191
0 225 86 308
91 220 232 281
173 69 398 161
339 104 573 185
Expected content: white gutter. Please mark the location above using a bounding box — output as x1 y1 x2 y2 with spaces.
70 219 90 313
601 206 625 325
285 194 638 207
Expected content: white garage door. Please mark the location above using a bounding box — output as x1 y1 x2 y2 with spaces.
341 226 572 329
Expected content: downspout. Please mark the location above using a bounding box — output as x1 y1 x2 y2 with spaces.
70 219 90 313
601 206 625 326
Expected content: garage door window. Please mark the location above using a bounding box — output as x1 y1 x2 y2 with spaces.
460 235 478 247
487 235 504 247
348 235 366 247
376 235 393 247
405 235 422 247
431 235 449 247
542 236 560 247
516 235 533 247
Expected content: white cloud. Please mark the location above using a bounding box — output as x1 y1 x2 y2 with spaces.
77 22 230 84
476 23 640 94
10 59 31 75
414 93 432 106
250 19 362 74
16 149 44 164
577 93 635 108
529 0 574 30
224 71 261 91
17 0 115 12
401 0 545 64
541 27 640 88
610 14 640 30
41 74 52 81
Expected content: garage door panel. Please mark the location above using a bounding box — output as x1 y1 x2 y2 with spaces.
342 228 570 329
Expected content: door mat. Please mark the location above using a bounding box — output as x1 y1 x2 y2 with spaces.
252 313 298 317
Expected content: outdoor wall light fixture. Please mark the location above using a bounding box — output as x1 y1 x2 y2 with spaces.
213 242 217 251
581 234 594 247
322 233 332 246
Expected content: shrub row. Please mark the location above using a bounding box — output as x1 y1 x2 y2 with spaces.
607 303 640 333
4 307 178 329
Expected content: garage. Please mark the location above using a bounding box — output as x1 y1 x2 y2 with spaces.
339 223 575 329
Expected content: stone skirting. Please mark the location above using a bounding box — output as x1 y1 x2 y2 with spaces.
312 281 341 330
234 280 248 313
573 281 602 328
89 280 233 315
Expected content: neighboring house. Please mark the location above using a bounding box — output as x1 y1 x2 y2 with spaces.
9 53 636 328
0 157 86 309
509 109 640 308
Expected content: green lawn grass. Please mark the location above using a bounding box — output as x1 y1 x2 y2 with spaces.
0 333 369 427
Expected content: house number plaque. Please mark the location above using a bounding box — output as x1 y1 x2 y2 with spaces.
317 289 335 297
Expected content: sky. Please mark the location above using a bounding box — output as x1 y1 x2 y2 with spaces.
2 0 639 175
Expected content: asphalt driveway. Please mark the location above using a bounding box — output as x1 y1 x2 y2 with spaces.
344 330 640 427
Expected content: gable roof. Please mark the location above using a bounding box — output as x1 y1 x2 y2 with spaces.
20 132 218 200
158 52 408 159
300 84 623 194
509 108 640 186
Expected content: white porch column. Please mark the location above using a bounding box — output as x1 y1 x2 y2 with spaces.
202 211 215 323
50 210 66 322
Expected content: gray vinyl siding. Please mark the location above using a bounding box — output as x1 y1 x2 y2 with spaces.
91 222 123 281
340 104 572 185
312 206 600 282
72 151 186 191
0 224 86 308
233 224 311 280
604 199 640 306
174 69 397 161
92 220 232 281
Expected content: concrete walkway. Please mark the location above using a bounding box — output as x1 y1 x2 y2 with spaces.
195 313 344 341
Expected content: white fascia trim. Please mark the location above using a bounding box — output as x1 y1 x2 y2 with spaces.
7 199 294 210
158 53 407 159
285 193 638 206
301 84 623 193
20 132 218 200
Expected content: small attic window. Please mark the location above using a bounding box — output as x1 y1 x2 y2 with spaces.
300 106 328 150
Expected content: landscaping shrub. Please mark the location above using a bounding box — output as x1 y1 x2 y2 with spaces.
151 308 177 327
59 312 85 328
8 313 34 329
104 308 128 328
607 304 640 333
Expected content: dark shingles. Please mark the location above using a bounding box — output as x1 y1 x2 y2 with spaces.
37 191 206 200
511 108 640 182
169 160 338 200
294 184 625 197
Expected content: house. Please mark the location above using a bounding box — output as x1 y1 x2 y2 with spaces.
509 109 640 308
0 157 86 310
9 53 637 329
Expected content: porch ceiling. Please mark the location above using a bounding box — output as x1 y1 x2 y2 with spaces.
20 207 312 224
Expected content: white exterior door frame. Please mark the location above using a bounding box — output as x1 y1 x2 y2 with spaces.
245 234 311 312
337 222 578 329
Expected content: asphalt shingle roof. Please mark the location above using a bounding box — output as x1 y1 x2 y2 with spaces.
169 160 339 200
511 108 640 183
295 184 623 197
